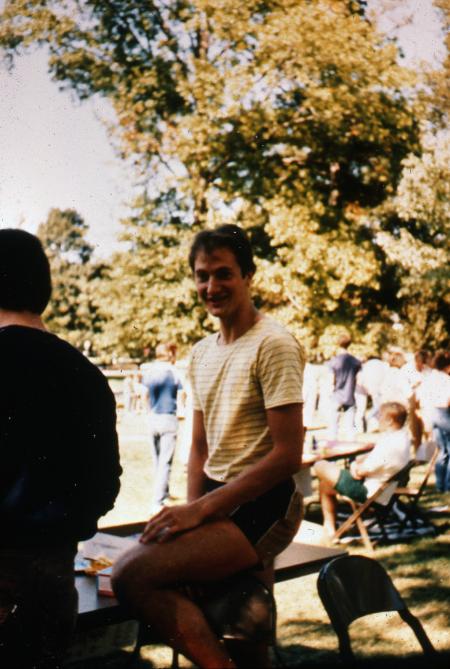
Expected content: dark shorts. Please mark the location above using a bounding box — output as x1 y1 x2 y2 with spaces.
334 469 368 503
204 477 303 566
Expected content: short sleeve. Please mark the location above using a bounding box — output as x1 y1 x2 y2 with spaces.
256 333 305 409
188 346 202 411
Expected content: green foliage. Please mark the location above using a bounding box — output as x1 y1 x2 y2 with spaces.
373 133 450 351
2 1 446 358
430 0 450 121
38 208 104 350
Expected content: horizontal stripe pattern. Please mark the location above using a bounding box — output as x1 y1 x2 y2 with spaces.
189 317 305 481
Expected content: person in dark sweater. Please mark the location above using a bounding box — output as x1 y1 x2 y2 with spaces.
327 334 362 440
0 229 122 669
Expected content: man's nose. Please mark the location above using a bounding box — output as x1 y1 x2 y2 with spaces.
206 276 219 293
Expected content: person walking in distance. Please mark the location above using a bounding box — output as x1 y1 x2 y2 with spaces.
142 342 184 513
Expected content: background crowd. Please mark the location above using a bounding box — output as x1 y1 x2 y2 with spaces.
117 338 450 500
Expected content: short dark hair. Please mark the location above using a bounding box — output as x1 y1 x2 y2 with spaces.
188 224 256 277
414 350 430 365
432 350 450 371
0 229 52 314
337 334 352 349
379 402 407 428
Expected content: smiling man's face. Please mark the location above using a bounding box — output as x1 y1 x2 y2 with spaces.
193 246 253 322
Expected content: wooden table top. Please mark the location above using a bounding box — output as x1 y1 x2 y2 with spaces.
75 531 346 629
301 440 374 467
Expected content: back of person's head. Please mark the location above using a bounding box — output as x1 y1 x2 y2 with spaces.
379 402 407 430
432 350 450 372
0 229 51 314
155 343 172 361
414 349 430 370
337 334 352 349
188 224 256 277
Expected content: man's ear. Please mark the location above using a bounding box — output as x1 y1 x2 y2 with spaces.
245 271 255 286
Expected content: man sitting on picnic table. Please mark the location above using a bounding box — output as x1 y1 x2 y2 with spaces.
112 225 305 669
0 229 122 669
315 402 411 538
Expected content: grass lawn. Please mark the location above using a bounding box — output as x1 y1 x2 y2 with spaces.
85 412 450 668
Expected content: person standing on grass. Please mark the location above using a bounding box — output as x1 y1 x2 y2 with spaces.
142 341 184 514
315 402 411 538
0 229 122 669
327 334 362 440
417 350 450 492
112 224 305 669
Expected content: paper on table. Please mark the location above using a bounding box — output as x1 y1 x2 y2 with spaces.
82 532 139 562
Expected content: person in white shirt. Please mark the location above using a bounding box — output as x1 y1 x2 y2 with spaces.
417 350 450 492
354 356 389 432
315 402 411 537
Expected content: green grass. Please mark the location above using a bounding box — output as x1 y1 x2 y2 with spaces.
91 412 450 668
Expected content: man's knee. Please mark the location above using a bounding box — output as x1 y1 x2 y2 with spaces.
112 547 159 602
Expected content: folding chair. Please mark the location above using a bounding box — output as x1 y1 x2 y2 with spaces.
393 446 439 531
333 461 415 552
317 555 437 663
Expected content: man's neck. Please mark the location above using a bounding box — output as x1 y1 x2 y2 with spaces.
0 309 46 331
218 303 261 345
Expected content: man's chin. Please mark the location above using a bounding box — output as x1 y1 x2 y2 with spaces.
207 306 226 318
205 301 228 316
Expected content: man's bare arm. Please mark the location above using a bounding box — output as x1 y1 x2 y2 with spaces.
140 403 303 543
187 409 208 502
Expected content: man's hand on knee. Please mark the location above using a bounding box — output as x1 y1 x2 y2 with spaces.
140 501 207 544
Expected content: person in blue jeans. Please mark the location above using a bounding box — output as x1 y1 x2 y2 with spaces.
142 343 184 513
327 334 362 440
418 350 450 492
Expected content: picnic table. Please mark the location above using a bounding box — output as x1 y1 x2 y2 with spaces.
74 522 346 636
302 439 374 467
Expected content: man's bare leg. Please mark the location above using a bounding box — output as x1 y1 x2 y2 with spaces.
112 518 260 669
314 461 341 536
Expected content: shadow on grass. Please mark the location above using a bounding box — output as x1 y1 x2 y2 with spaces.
273 648 450 669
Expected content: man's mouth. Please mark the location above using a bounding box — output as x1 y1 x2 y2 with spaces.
206 295 228 306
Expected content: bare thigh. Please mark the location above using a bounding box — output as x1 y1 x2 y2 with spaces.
112 518 260 598
314 460 340 487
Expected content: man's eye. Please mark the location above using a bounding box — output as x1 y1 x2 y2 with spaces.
217 271 232 279
196 273 208 282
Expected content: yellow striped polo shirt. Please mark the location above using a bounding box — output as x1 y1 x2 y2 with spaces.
188 316 305 482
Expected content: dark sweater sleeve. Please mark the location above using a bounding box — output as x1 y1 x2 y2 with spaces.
64 365 122 539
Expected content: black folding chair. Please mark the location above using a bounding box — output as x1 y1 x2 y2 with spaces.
317 555 437 663
393 446 440 531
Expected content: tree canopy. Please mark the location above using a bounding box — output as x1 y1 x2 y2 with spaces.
38 208 105 350
1 0 447 359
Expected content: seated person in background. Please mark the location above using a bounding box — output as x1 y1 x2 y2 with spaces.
315 402 411 537
0 229 122 669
